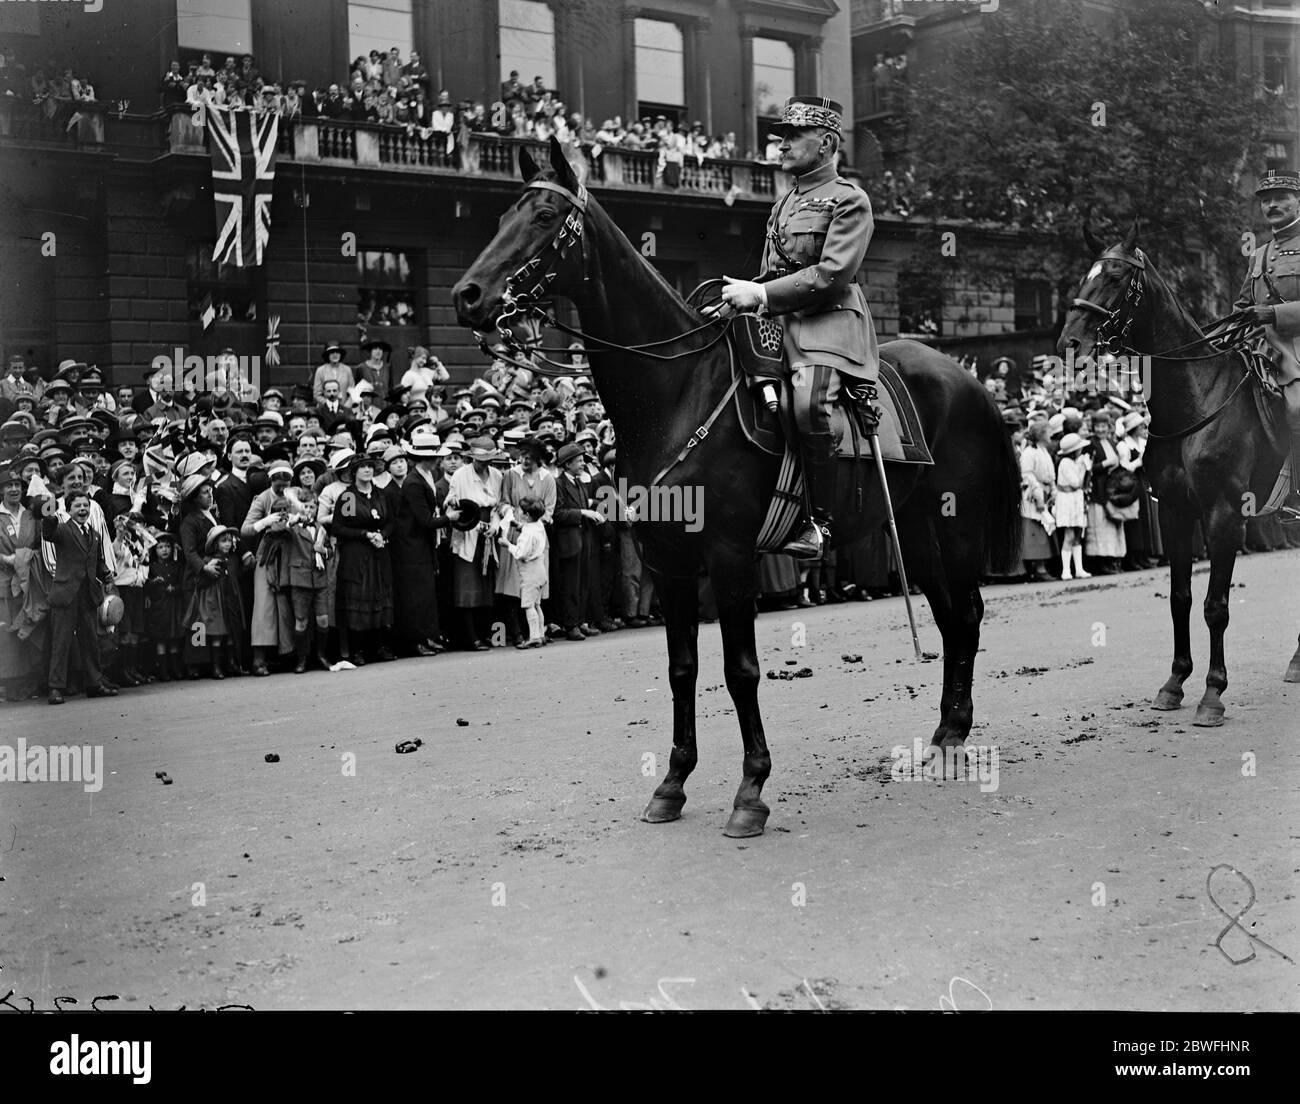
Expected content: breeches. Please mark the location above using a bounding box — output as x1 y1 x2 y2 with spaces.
790 364 841 440
1285 378 1300 424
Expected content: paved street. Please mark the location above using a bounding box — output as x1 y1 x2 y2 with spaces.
2 553 1298 1011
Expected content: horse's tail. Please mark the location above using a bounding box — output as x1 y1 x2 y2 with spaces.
981 393 1023 575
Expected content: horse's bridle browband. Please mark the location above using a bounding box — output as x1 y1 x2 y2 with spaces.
1071 247 1147 355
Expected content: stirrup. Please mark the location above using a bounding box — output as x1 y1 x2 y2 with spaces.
781 519 829 559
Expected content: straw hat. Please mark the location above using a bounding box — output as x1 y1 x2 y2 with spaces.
1057 432 1087 456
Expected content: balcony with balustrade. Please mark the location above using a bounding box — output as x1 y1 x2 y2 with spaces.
154 106 787 206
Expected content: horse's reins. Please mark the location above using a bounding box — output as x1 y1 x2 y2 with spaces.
1071 246 1256 440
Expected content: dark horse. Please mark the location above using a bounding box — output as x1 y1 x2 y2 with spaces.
1058 221 1300 727
453 138 1020 836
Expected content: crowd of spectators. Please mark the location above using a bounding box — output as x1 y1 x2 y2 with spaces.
979 357 1300 586
158 48 775 180
1 46 103 131
6 335 1293 705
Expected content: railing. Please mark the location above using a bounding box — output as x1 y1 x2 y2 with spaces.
154 110 789 202
0 98 107 146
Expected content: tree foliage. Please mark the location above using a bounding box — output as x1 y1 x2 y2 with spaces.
901 0 1276 320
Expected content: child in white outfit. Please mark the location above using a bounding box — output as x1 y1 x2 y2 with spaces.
499 496 549 648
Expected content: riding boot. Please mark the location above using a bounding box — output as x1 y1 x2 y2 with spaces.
781 434 837 559
1281 425 1300 524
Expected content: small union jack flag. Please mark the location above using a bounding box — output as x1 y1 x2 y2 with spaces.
208 106 279 267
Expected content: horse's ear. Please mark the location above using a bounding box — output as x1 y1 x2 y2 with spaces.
520 145 541 182
1082 206 1104 256
1123 217 1141 253
548 134 579 192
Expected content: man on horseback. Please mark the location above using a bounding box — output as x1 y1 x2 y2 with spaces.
1236 169 1300 522
719 96 880 557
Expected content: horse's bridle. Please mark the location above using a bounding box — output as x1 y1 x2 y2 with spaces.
477 176 729 375
1071 246 1147 355
490 179 590 353
1068 245 1257 441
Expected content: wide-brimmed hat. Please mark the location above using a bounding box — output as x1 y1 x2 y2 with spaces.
360 339 392 355
175 451 218 481
321 342 346 359
179 472 212 500
293 457 326 481
327 447 356 471
204 524 238 552
254 410 284 428
44 377 72 394
55 359 88 382
555 441 585 466
404 427 445 458
267 460 294 480
1057 432 1087 456
466 436 497 461
1 416 33 439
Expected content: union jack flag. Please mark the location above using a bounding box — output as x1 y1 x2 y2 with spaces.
208 107 279 267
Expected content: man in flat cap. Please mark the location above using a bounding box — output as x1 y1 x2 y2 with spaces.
720 96 880 557
1236 169 1300 522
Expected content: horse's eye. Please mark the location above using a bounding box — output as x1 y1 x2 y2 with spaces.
536 208 556 223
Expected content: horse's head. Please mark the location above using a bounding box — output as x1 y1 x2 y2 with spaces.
1057 218 1148 360
452 136 589 350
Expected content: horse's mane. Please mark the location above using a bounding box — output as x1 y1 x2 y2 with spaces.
1111 244 1206 336
534 169 694 315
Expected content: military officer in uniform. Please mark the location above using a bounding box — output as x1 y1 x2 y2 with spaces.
719 96 880 557
1236 169 1300 522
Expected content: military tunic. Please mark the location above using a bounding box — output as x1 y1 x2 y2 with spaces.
1235 217 1300 386
759 160 879 383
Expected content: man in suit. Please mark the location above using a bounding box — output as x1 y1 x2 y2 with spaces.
551 441 603 641
1236 169 1300 522
39 488 118 703
720 96 880 557
315 378 348 424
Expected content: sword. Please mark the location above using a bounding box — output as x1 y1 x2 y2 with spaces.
868 423 922 662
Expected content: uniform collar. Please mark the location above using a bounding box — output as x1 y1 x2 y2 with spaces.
1273 211 1300 244
794 161 837 194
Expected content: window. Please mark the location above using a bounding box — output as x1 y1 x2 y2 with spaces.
635 18 684 113
186 243 256 324
897 270 942 337
1263 38 1292 95
177 0 252 54
1264 140 1294 172
499 0 555 89
357 249 418 328
1014 279 1053 330
348 0 413 68
754 36 795 126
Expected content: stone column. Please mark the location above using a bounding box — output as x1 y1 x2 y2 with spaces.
621 5 640 124
684 16 712 128
740 27 758 160
799 35 823 96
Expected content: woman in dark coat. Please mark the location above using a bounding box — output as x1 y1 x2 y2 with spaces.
330 454 395 665
178 474 218 677
390 432 451 656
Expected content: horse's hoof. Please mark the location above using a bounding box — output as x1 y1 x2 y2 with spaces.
1193 703 1225 727
1283 662 1300 684
641 796 685 823
1151 690 1183 711
722 806 768 838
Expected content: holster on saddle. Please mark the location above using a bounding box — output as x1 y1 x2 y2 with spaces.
731 309 881 431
